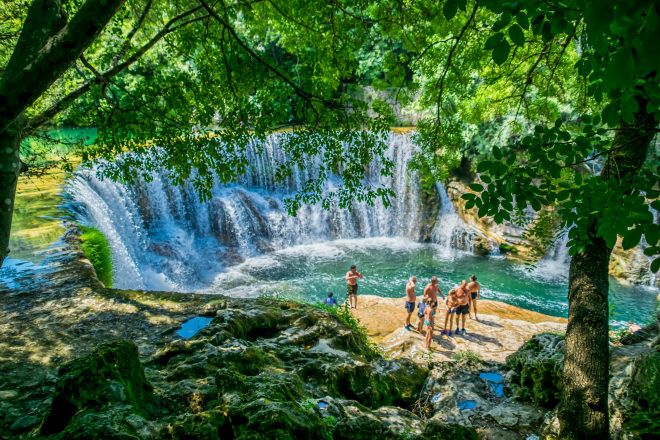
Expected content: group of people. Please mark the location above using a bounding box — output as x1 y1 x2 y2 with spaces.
337 265 481 350
404 275 481 349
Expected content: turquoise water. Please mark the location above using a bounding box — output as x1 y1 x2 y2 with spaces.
177 316 213 339
205 238 658 328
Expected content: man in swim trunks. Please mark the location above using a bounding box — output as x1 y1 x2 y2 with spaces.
345 265 363 309
424 276 444 310
404 276 417 331
454 279 472 335
467 275 481 320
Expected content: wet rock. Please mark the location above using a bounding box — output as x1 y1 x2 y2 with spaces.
40 340 153 436
506 333 564 409
473 236 491 256
8 414 41 432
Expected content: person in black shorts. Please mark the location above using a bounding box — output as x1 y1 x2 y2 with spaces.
404 276 417 331
454 280 472 335
345 265 363 309
467 275 481 320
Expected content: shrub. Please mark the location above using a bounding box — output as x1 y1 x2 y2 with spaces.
79 226 113 287
453 350 482 363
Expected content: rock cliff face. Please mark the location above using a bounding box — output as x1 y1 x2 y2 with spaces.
446 177 657 285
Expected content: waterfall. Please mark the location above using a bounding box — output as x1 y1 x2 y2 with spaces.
68 132 472 291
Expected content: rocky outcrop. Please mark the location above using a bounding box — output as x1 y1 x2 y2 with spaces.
25 297 487 440
350 295 567 363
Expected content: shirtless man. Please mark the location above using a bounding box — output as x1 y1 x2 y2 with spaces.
424 276 444 310
404 276 417 331
454 279 472 335
345 265 363 309
467 275 481 320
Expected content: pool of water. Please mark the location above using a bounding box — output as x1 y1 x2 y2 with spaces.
177 316 213 339
203 237 658 327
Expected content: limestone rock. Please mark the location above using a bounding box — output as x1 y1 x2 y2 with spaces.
350 295 566 363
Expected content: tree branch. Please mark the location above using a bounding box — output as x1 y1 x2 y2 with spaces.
0 0 128 133
24 7 208 135
111 0 154 67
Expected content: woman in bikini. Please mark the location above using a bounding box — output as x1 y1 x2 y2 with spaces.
441 289 458 336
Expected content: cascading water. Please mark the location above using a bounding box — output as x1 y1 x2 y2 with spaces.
68 132 473 291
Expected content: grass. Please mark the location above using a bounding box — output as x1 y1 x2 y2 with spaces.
316 302 383 360
79 226 113 287
453 350 483 364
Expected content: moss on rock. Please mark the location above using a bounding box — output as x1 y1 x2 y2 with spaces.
79 226 113 287
506 333 564 409
40 341 152 436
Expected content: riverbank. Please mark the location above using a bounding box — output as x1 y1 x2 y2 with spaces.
350 295 566 362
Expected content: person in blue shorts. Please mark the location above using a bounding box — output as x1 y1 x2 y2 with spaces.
416 297 427 333
403 276 417 331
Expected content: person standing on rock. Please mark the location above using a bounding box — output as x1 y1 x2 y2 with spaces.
345 265 363 309
467 275 481 320
404 276 417 331
454 280 471 335
424 276 444 311
441 289 459 336
423 296 435 350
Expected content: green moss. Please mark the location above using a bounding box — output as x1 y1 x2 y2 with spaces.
506 333 563 409
79 226 113 287
498 243 518 254
422 421 480 439
453 350 483 364
41 341 152 436
626 352 660 437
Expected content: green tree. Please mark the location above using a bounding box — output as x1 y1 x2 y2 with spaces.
2 1 659 438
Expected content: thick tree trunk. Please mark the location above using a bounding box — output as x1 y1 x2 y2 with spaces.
558 100 656 439
559 234 612 439
0 122 23 267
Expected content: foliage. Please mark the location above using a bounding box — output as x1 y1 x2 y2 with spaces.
452 349 482 364
79 226 113 287
626 351 660 436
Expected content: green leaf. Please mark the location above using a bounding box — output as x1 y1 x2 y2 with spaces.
492 146 503 160
461 193 476 200
485 32 504 50
469 183 484 192
651 257 660 273
492 39 511 65
465 199 476 210
443 0 459 21
622 228 643 250
530 198 541 211
508 24 525 46
506 154 515 166
477 161 491 173
516 11 529 30
605 46 634 90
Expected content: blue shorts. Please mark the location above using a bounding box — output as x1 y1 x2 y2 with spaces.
405 301 415 313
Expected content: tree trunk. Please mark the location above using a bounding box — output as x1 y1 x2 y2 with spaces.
558 100 656 439
0 121 23 268
559 233 612 439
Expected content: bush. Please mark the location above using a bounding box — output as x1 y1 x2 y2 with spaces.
453 350 482 364
79 226 113 287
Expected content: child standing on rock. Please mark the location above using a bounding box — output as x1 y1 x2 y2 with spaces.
441 289 458 336
423 296 435 350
